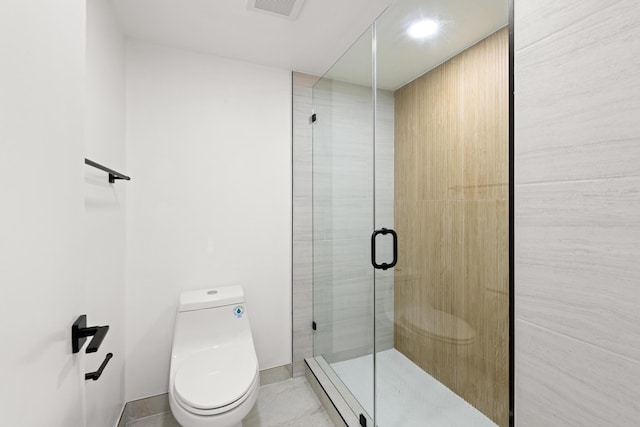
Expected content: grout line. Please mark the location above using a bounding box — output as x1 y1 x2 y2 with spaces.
516 318 640 365
515 0 624 54
516 174 640 187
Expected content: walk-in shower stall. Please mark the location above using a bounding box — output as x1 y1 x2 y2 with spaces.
310 0 512 425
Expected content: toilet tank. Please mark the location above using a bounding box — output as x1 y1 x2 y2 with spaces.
179 286 245 312
171 286 255 363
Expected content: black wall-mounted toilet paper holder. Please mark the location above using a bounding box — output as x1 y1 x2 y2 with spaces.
85 353 113 381
72 315 109 354
72 315 112 381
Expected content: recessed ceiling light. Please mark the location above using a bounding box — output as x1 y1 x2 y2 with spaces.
407 19 439 39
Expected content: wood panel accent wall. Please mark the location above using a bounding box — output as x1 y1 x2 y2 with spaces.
393 27 509 427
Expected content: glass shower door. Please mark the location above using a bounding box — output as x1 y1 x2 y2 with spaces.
312 26 375 422
373 1 510 426
311 1 511 426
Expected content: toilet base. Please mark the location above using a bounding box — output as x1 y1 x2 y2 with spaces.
169 374 259 427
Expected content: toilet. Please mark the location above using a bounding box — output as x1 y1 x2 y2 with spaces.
169 286 260 427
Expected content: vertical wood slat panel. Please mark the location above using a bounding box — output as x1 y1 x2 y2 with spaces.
393 27 509 427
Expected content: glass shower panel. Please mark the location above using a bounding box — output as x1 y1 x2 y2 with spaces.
312 26 375 420
374 0 510 426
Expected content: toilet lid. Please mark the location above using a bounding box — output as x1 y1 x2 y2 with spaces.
174 346 257 410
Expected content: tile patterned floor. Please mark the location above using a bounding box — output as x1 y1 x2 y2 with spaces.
126 377 334 427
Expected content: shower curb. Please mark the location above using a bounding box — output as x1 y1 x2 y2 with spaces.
305 358 372 427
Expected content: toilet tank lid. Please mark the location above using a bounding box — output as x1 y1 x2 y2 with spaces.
179 286 245 312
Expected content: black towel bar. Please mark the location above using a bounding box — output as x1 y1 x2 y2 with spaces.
84 158 131 183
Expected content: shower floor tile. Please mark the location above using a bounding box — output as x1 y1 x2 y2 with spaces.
331 349 498 427
125 377 334 427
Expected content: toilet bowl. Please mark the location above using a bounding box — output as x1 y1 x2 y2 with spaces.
169 286 260 427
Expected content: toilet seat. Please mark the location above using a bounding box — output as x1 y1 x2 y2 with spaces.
173 345 258 415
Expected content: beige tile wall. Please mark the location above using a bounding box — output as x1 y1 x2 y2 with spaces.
310 77 395 364
293 72 318 376
292 72 395 373
515 0 640 425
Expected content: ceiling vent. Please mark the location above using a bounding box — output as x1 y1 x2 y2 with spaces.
246 0 306 20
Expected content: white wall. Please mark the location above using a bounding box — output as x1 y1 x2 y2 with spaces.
515 0 640 425
84 0 127 425
0 1 86 426
125 42 292 400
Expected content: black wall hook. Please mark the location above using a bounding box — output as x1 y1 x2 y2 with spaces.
72 315 109 354
85 353 113 381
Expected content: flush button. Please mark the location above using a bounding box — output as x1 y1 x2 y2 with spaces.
207 290 218 295
234 306 244 318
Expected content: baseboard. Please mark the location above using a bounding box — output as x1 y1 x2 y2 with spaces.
116 393 169 427
260 363 292 385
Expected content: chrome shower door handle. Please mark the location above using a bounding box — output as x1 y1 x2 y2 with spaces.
371 228 398 270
